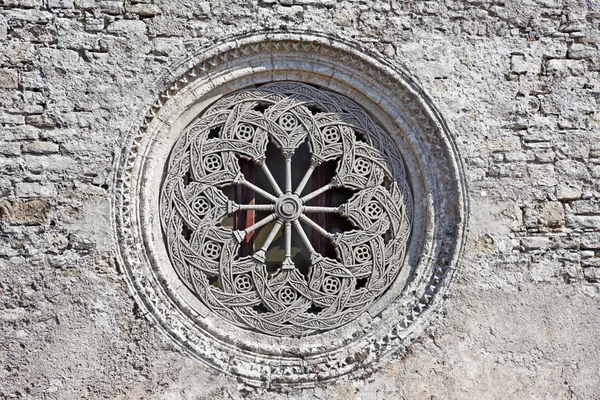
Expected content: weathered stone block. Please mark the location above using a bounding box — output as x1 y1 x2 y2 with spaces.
479 135 522 152
582 257 600 267
511 54 541 75
538 37 567 59
98 0 124 15
534 149 555 163
546 59 586 77
197 2 211 15
0 142 21 156
569 199 600 215
581 250 595 258
540 201 565 227
48 0 74 8
0 307 27 322
21 104 44 115
22 154 76 175
525 201 566 228
561 23 585 33
0 198 51 225
74 0 95 9
295 0 336 5
529 259 559 282
0 69 18 89
523 130 554 143
152 37 183 56
567 43 598 60
84 18 105 32
567 215 600 230
5 9 53 24
555 159 590 180
504 151 535 162
21 140 60 154
583 266 599 281
556 183 582 200
0 113 25 125
488 163 526 178
106 20 147 36
2 0 40 8
19 71 45 90
581 232 600 249
0 42 32 66
14 182 57 197
126 4 161 17
527 164 556 186
4 125 40 141
521 236 551 250
25 115 56 128
0 15 6 41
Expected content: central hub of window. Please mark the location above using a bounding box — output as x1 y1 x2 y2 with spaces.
275 194 302 221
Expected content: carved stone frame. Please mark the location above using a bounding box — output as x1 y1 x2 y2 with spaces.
112 31 469 388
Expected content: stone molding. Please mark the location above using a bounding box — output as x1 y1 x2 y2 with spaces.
112 30 469 388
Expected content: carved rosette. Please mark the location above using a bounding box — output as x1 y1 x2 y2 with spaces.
114 32 468 387
160 83 411 336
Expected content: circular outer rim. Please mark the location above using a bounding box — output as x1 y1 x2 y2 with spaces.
111 30 469 388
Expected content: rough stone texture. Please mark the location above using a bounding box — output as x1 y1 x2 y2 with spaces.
1 0 599 399
0 199 52 225
21 140 59 154
0 69 18 89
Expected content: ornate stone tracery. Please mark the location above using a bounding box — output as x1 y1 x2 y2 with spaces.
114 32 468 387
160 82 412 336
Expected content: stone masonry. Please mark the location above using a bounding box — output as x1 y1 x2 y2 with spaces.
1 0 599 399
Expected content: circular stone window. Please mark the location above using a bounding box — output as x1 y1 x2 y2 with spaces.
114 32 468 387
160 82 412 336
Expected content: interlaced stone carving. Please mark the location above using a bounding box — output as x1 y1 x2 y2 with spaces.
160 82 411 336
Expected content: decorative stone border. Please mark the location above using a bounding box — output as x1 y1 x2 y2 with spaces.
112 30 469 388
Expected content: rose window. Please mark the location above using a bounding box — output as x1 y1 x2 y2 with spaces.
160 82 411 336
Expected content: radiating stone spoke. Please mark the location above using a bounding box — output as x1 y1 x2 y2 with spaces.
284 155 293 194
282 222 294 270
294 162 317 196
253 218 284 262
303 206 339 213
238 178 278 202
233 213 277 243
256 160 283 196
292 220 315 254
237 204 276 211
299 214 333 241
301 182 335 203
284 222 292 257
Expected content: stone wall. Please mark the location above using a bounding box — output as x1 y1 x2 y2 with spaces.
1 0 599 398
